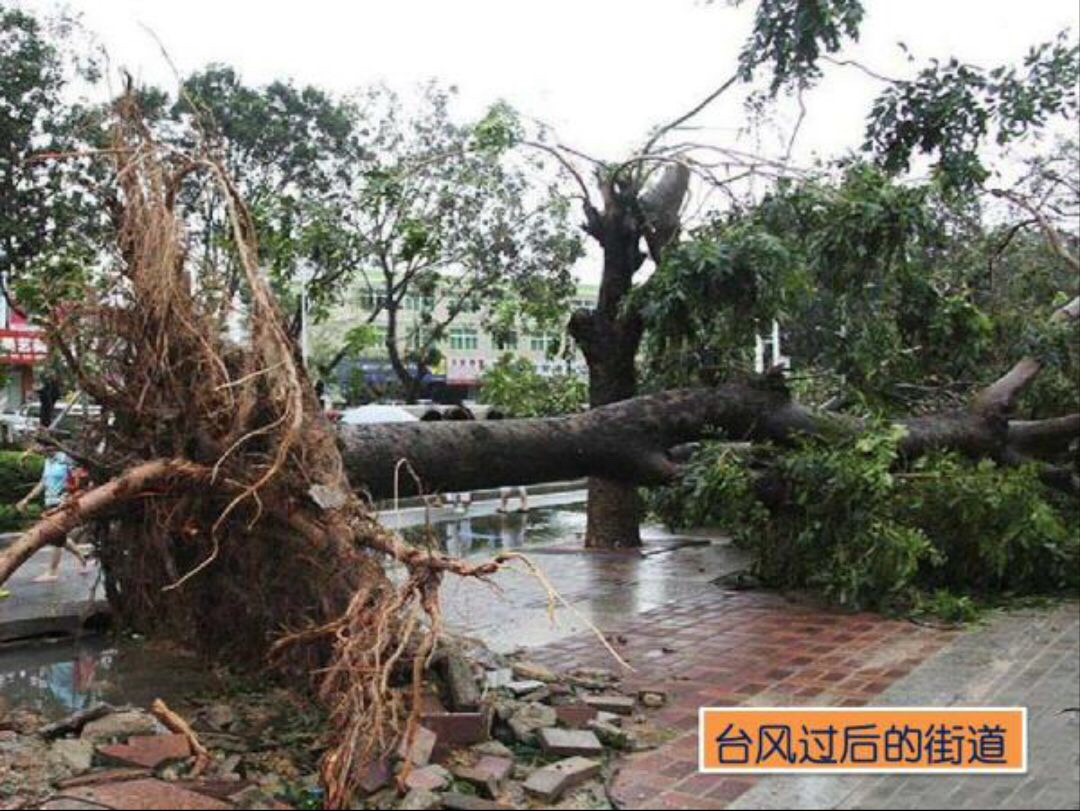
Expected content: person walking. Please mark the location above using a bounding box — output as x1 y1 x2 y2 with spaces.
16 449 90 582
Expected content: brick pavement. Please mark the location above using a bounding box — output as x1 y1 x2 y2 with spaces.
525 589 953 809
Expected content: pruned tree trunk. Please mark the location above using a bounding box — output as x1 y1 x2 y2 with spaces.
568 163 692 549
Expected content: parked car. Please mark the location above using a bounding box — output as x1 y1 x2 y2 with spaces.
0 401 103 445
337 404 419 426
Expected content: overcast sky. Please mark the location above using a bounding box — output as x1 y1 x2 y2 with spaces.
23 0 1080 282
34 0 1077 159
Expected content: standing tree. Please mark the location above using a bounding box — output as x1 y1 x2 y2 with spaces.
309 85 582 400
539 0 1077 548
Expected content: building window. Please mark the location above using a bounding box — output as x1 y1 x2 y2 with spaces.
529 333 554 353
495 331 518 351
450 327 478 351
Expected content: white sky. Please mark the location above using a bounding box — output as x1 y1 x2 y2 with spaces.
23 0 1080 281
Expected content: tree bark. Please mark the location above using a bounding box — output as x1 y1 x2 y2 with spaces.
341 380 1078 501
570 177 650 548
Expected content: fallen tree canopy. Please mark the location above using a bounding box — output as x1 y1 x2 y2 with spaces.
0 94 1075 808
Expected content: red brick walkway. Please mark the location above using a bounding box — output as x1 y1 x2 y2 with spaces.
526 589 951 810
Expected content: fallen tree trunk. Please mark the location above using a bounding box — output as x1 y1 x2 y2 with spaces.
342 379 1080 499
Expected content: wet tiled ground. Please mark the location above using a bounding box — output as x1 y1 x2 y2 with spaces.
517 589 951 809
449 537 1078 811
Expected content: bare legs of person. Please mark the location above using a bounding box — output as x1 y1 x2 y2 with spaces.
498 486 528 513
32 536 89 582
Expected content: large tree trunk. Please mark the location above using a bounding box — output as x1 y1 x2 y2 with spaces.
568 164 692 548
570 180 649 548
340 379 1079 501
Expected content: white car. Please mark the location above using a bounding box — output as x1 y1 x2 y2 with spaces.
338 404 419 426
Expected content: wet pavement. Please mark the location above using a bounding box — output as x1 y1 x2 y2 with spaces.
0 548 107 643
488 586 1079 810
430 509 746 652
2 499 1077 810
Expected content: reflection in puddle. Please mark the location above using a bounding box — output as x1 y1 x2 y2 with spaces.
0 637 216 720
403 507 586 558
0 638 114 717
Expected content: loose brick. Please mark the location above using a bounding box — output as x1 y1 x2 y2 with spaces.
523 756 602 803
536 727 604 757
583 694 635 715
402 764 451 793
397 726 437 767
60 778 231 810
96 734 191 769
555 703 598 728
420 712 489 750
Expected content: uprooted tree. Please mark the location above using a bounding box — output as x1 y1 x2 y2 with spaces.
0 87 1077 808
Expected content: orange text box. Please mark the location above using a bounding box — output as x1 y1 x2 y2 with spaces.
699 707 1025 773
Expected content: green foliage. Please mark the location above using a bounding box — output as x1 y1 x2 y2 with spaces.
0 3 103 294
0 450 42 504
637 218 804 385
315 84 582 394
478 355 586 418
652 430 1078 615
867 33 1079 193
736 0 865 93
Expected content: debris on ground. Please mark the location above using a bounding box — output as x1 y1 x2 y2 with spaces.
0 637 674 809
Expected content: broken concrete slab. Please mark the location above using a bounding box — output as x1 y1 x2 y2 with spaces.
57 778 232 810
510 661 558 683
399 788 442 810
445 653 481 711
595 711 622 727
48 738 96 773
397 726 437 767
536 727 604 757
80 712 162 743
402 763 451 793
483 668 514 690
452 755 512 798
96 734 191 769
471 740 513 759
522 756 602 803
582 695 635 715
507 702 557 744
587 719 629 749
504 679 546 697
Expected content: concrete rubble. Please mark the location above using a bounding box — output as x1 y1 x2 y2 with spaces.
0 639 667 810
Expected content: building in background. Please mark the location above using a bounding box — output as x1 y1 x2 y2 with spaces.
313 277 597 402
0 291 48 411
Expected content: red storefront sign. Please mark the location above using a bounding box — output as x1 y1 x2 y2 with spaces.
0 328 47 365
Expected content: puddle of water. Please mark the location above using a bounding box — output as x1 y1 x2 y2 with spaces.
0 506 589 717
0 636 217 720
403 506 587 558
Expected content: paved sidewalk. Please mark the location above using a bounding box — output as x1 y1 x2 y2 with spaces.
472 579 1078 810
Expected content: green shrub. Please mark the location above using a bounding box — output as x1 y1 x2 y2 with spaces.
0 502 40 532
0 450 43 504
650 427 1079 615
